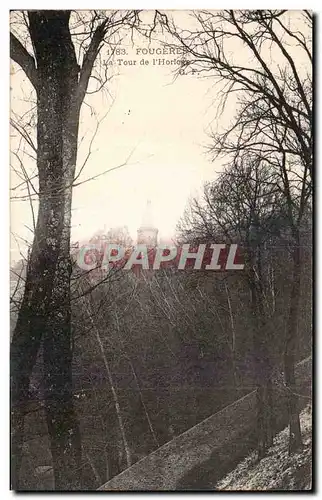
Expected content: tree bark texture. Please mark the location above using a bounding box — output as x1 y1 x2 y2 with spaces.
11 11 83 489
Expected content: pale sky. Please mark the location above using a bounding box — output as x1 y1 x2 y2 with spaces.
10 12 222 262
71 43 218 244
10 10 310 262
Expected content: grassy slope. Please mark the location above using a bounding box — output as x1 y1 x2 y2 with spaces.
215 405 312 491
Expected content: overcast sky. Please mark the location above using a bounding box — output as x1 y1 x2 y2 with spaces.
10 11 225 262
10 10 309 262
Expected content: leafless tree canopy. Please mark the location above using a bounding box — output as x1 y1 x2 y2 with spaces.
10 10 312 491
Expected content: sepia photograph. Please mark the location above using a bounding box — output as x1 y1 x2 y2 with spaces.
9 9 313 491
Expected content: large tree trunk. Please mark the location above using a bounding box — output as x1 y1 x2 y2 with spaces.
11 11 82 490
284 240 303 454
11 242 56 488
10 188 67 488
248 248 273 460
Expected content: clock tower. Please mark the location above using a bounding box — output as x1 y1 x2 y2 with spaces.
137 200 158 247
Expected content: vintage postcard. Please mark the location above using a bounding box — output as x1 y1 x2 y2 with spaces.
10 10 312 491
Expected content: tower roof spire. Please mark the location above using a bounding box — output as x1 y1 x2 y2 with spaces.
137 199 158 246
140 199 155 229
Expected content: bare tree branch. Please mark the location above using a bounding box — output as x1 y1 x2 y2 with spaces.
76 19 109 106
10 32 37 89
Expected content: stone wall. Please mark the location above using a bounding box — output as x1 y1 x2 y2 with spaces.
99 356 311 491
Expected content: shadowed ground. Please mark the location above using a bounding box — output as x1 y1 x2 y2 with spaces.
99 357 311 491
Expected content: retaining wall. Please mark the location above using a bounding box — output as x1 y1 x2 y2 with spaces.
99 356 312 491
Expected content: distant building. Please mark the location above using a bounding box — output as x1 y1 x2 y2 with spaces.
137 200 158 247
89 225 132 249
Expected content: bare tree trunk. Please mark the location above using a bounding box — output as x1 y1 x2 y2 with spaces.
11 12 83 490
284 242 303 454
266 378 274 447
94 328 132 469
256 385 266 460
11 239 57 488
113 309 159 451
10 9 114 489
10 113 80 488
127 359 159 449
224 281 237 388
248 248 273 460
83 298 132 469
30 12 83 489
